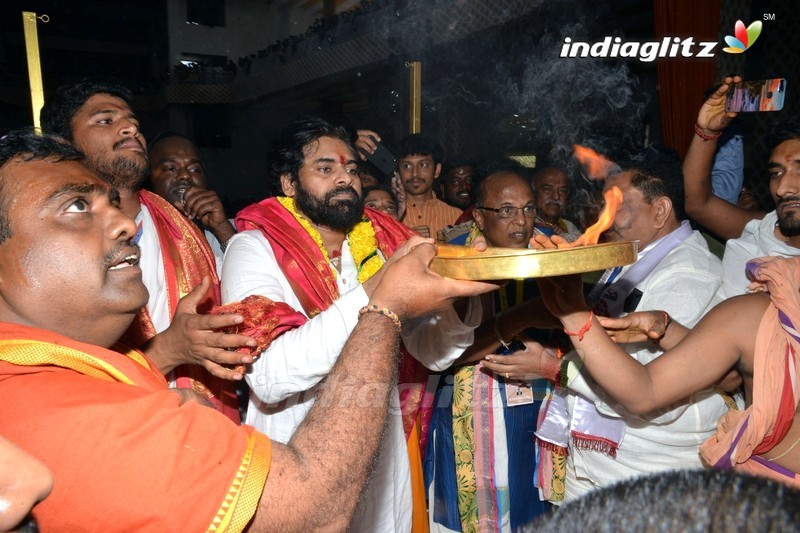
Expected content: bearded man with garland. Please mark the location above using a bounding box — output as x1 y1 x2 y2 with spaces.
221 116 481 532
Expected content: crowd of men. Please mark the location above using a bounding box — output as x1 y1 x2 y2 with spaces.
1 74 799 532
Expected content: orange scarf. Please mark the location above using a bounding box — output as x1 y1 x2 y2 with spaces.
700 256 800 483
123 190 239 423
235 199 436 445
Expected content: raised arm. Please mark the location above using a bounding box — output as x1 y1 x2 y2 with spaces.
535 273 762 415
250 243 499 531
683 75 766 238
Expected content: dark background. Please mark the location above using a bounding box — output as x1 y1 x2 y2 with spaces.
1 0 796 213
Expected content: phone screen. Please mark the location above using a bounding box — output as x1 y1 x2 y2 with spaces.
725 78 787 112
360 136 398 176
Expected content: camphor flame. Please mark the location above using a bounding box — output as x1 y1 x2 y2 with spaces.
573 186 623 246
570 144 624 246
573 145 622 181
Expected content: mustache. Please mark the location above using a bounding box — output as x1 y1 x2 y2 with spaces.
324 186 359 202
103 241 141 269
777 196 800 206
113 137 144 151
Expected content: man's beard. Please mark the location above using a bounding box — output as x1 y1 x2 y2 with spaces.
294 183 364 232
85 152 148 191
777 197 800 237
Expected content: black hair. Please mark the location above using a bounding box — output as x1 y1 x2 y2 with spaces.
358 159 388 183
147 131 193 154
40 79 133 141
0 129 84 243
362 183 399 205
395 133 444 165
767 113 800 154
267 116 355 195
472 157 530 207
525 469 800 532
618 146 686 221
442 157 475 176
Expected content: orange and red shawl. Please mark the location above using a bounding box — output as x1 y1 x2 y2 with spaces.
210 295 307 374
235 198 434 447
0 322 270 532
124 190 240 423
700 256 800 485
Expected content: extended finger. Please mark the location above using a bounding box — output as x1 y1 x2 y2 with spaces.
481 359 515 375
206 331 259 352
176 277 214 313
530 234 558 249
200 358 249 381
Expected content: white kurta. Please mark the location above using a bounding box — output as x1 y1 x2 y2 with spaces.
136 205 171 333
561 230 730 500
221 230 480 532
713 210 800 307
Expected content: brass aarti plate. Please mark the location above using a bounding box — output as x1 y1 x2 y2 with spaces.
431 241 638 280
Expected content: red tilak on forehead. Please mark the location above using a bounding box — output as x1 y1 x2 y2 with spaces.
339 154 346 165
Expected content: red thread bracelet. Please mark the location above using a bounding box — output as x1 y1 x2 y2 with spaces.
564 310 594 341
694 123 722 142
661 311 672 335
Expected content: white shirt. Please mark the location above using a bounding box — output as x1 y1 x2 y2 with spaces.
562 230 729 500
136 205 171 333
221 229 480 532
713 210 800 307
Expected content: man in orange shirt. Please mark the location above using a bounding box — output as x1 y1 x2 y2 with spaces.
0 130 496 531
396 134 462 239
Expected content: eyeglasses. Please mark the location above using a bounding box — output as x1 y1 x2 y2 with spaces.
475 205 537 219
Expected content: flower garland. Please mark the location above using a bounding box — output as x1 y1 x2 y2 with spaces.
277 196 383 284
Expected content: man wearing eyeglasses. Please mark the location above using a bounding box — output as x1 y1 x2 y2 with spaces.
425 159 553 532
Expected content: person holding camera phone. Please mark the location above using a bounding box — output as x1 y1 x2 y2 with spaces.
682 75 800 307
357 130 462 240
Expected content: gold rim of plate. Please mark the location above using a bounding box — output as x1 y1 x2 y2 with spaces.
430 241 638 280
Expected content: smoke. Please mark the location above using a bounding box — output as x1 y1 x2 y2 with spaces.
505 23 650 174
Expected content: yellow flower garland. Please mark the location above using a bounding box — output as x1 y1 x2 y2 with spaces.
277 196 384 284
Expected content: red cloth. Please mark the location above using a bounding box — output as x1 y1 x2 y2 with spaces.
0 322 270 532
124 190 240 423
235 199 435 448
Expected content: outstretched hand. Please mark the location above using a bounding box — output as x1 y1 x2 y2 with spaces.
597 311 666 344
481 338 561 381
696 75 741 134
535 273 587 319
143 277 258 380
355 129 381 159
369 242 500 321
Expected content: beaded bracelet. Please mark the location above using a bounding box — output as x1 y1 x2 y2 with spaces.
694 123 723 142
359 304 402 331
563 310 594 341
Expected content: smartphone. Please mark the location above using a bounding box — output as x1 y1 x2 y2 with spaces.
725 78 787 112
495 338 526 355
360 136 398 176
